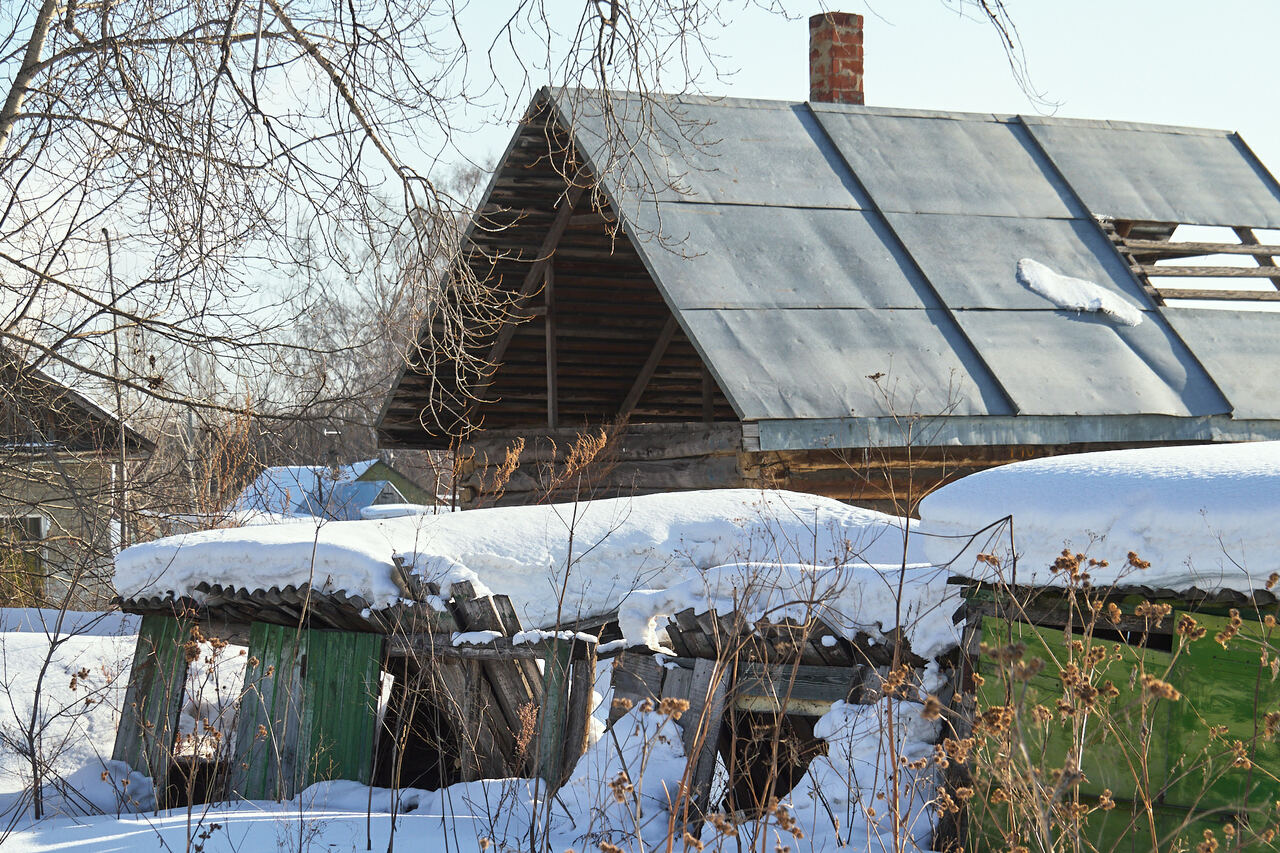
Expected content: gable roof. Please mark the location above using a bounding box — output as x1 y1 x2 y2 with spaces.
233 461 379 516
380 90 1280 452
0 352 153 454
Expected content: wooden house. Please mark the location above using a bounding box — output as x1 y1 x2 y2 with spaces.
0 354 151 605
378 14 1280 511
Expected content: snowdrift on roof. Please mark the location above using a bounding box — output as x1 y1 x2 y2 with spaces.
116 489 920 629
918 440 1280 591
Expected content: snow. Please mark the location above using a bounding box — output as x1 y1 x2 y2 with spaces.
116 489 919 630
1017 257 1144 326
359 503 442 519
919 440 1280 590
617 560 960 659
232 460 377 516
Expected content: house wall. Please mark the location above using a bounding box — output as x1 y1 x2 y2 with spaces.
0 455 131 607
458 422 1178 515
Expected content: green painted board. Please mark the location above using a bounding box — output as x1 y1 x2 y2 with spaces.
973 613 1280 851
1162 611 1280 815
112 613 191 789
231 623 383 801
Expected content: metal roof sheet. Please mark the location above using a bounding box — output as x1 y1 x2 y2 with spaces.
1022 118 1280 227
884 213 1150 310
812 110 1076 218
679 308 1012 421
560 95 864 209
950 309 1230 417
631 204 931 309
1160 308 1280 420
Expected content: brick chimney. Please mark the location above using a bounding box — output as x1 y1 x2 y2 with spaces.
809 12 864 105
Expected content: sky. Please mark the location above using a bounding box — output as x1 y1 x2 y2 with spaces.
453 1 1280 179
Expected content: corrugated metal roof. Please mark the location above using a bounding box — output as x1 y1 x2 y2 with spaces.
533 91 1280 447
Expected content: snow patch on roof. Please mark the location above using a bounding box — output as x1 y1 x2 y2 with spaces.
1017 257 1144 326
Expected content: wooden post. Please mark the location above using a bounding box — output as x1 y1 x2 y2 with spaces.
112 613 191 796
231 623 383 801
545 263 558 429
559 645 596 782
537 637 574 788
682 657 728 829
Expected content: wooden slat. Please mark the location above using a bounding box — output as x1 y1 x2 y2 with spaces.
1122 238 1280 256
1234 226 1280 290
536 638 574 786
620 315 679 417
560 649 596 782
681 658 729 831
112 613 190 799
1137 264 1280 278
733 662 857 704
544 264 558 429
470 179 587 405
1156 288 1280 301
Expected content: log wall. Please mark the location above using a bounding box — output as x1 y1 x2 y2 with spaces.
457 422 1183 513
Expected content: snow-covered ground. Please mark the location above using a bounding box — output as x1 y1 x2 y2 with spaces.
920 440 1280 590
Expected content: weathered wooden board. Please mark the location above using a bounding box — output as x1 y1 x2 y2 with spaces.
112 613 191 794
231 623 383 801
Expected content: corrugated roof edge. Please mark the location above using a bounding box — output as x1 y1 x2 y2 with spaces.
751 414 1280 453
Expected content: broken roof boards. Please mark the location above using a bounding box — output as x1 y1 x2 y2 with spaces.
384 90 1280 451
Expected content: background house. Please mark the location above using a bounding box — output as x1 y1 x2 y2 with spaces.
379 14 1280 511
0 354 152 606
231 459 439 522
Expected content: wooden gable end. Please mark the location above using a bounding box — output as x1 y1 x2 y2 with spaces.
379 102 735 449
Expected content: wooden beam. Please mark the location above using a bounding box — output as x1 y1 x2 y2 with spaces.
1233 226 1280 290
701 364 715 424
620 316 678 417
470 178 587 406
1155 288 1280 301
544 264 558 429
1122 238 1280 257
1136 264 1280 278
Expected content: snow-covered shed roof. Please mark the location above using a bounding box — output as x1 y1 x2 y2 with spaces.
380 90 1280 452
920 440 1280 593
116 488 923 633
232 461 378 517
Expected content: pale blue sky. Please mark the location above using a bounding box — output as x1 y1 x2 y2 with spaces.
454 1 1280 179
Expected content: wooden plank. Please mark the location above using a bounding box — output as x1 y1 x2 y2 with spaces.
619 315 679 416
608 652 666 724
1137 264 1280 278
112 613 190 797
701 364 715 424
560 648 596 782
490 595 546 703
537 638 574 787
431 658 506 780
387 632 595 662
1122 238 1280 256
231 622 306 801
681 658 729 831
544 263 558 429
470 180 587 404
1157 288 1280 301
1233 226 1280 290
733 662 856 704
448 591 539 741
